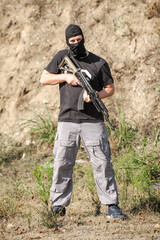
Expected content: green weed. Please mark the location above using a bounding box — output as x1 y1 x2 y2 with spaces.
0 198 19 218
38 204 58 228
31 160 60 228
82 163 101 215
113 144 160 211
154 127 160 147
22 103 56 146
0 140 24 165
114 114 137 149
154 86 160 91
32 160 53 205
113 18 134 39
6 180 25 202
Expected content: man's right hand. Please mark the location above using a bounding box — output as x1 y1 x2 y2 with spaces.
40 70 80 86
65 74 80 86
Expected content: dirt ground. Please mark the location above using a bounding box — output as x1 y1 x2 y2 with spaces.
1 212 160 240
0 153 160 240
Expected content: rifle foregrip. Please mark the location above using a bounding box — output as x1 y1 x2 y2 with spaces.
77 89 85 110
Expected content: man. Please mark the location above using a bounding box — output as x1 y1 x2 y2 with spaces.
40 24 126 219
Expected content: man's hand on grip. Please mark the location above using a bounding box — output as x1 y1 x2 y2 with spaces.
65 74 80 86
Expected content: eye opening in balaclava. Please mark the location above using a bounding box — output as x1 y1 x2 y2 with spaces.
65 24 86 59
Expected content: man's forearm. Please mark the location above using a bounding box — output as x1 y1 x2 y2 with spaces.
40 70 80 86
98 84 115 99
40 70 66 85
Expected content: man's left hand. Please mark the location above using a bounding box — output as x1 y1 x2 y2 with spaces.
83 90 91 103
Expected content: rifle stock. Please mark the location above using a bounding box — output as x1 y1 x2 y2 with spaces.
59 56 77 74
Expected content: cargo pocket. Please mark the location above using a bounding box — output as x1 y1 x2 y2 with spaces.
85 138 110 161
58 139 76 161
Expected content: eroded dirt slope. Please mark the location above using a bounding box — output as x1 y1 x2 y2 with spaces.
0 0 159 141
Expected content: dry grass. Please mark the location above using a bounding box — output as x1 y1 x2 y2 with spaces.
0 118 159 239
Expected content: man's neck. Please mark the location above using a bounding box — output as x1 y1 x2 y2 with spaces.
80 51 89 59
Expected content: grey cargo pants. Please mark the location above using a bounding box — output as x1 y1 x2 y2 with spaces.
50 122 118 207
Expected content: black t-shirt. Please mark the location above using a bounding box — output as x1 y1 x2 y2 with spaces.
45 49 114 123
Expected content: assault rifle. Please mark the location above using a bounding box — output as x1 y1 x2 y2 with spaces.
58 56 115 131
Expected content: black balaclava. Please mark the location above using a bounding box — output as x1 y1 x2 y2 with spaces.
65 24 87 59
